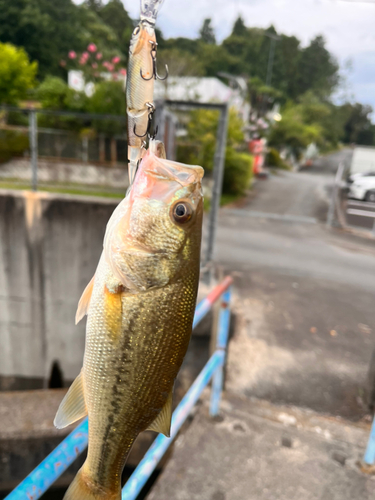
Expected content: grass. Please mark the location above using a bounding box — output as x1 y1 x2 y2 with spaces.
0 179 125 199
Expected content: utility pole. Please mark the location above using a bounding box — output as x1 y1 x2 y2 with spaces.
264 32 281 88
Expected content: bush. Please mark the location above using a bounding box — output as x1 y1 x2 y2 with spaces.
223 148 253 195
87 80 126 135
266 147 290 170
0 43 37 105
177 107 252 198
0 130 29 164
36 76 69 109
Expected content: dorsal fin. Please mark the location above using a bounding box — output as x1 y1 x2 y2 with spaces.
146 387 173 437
54 370 87 429
75 275 95 325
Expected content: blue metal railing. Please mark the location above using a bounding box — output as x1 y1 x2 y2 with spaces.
364 417 375 465
5 277 233 500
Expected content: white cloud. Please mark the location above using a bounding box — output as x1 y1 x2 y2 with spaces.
122 0 375 111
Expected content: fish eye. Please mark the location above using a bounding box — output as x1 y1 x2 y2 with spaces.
172 201 193 224
133 26 140 35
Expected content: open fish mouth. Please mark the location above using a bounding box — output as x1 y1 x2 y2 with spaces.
130 151 204 204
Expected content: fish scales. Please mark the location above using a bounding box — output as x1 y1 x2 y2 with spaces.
55 149 204 500
84 257 199 490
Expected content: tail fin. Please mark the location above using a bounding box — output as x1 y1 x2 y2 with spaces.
64 468 120 500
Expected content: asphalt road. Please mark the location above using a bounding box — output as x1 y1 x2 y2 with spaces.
214 149 375 420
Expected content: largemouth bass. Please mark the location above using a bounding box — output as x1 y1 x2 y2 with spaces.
54 148 204 500
126 0 167 185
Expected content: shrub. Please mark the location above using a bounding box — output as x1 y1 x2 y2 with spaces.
0 43 37 105
266 147 290 170
87 80 126 135
0 130 29 164
177 107 252 198
223 148 253 195
36 76 69 109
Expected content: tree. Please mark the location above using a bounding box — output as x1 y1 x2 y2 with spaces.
0 0 85 78
297 36 339 98
177 108 252 196
199 18 216 45
78 5 122 56
158 48 204 78
342 103 374 145
0 42 37 104
87 80 126 135
99 0 134 56
231 16 247 37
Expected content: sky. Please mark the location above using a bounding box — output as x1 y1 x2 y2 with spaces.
123 0 375 111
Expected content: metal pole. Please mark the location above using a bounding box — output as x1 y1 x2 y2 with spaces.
5 277 233 500
121 351 224 500
364 416 375 465
205 104 229 270
266 37 276 87
210 286 232 417
327 162 345 228
4 419 89 500
28 110 38 191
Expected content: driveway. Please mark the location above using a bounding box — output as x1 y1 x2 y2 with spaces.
214 149 375 420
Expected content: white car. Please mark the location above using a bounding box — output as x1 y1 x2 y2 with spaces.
348 173 375 202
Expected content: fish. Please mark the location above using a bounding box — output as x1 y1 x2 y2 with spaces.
126 0 167 185
54 146 204 500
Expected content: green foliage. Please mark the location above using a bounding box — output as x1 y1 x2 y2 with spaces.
98 0 134 56
266 148 289 170
87 80 125 115
296 36 339 99
199 18 216 45
78 5 122 56
223 149 253 196
177 108 253 196
86 80 126 135
36 76 69 109
0 0 85 79
158 48 204 77
342 103 374 145
232 16 247 37
269 102 322 155
0 130 29 163
0 42 37 104
269 91 355 155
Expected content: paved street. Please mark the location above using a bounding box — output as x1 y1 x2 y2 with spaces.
214 149 375 420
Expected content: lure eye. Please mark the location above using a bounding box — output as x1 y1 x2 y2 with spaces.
172 201 193 224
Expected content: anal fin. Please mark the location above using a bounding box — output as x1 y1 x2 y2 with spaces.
146 388 173 437
76 275 95 325
54 370 87 429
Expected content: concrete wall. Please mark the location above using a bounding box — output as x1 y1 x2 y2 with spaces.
0 189 211 391
0 189 117 389
0 158 129 189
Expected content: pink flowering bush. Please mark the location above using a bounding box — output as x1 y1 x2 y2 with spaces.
65 44 124 83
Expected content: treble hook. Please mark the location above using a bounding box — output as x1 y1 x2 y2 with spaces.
133 103 158 139
140 41 169 81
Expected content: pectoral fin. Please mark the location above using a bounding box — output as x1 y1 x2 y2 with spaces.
54 370 87 429
75 275 95 325
146 388 173 437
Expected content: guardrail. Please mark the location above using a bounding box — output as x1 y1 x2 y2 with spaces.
5 276 233 500
364 418 375 466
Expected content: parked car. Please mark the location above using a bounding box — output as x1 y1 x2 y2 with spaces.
348 173 375 202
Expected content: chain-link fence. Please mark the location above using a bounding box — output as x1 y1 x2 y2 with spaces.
0 106 129 195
